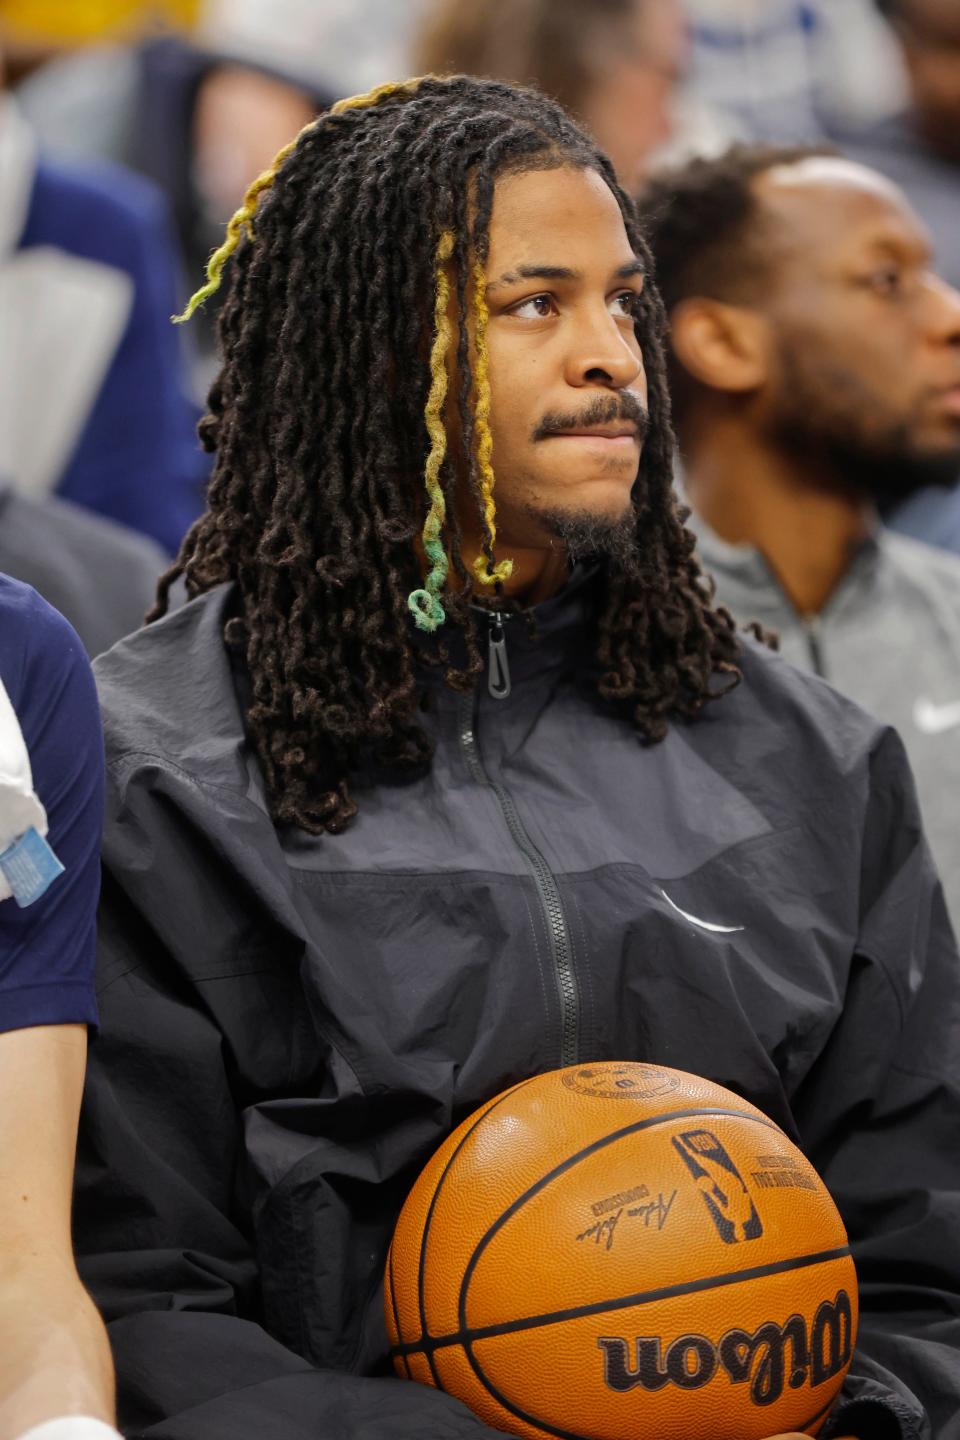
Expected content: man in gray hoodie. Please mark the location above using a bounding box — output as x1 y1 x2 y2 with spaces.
641 143 960 924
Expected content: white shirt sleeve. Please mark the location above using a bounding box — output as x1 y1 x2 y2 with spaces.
15 1421 123 1440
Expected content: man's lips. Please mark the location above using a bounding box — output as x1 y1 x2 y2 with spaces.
544 425 640 441
934 385 960 418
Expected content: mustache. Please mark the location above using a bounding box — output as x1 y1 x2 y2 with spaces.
532 392 650 442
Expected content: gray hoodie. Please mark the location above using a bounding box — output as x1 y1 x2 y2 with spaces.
694 520 960 925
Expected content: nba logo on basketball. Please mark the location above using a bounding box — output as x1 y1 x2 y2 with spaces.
672 1129 764 1244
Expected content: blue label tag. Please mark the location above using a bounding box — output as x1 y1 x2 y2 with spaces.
0 827 65 908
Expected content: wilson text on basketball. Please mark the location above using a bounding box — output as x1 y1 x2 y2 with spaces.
596 1290 854 1406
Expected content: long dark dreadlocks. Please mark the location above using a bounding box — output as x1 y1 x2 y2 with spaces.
155 74 741 835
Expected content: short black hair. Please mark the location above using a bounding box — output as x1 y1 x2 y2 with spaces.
638 143 837 316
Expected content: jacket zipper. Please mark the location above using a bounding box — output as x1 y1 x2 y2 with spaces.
458 616 580 1066
756 556 828 679
800 614 826 677
487 613 511 699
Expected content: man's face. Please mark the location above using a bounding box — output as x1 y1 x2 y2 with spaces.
751 157 960 501
580 0 687 190
473 165 648 555
894 0 960 162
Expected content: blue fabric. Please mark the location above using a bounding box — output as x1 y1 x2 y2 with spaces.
0 575 103 1032
693 3 821 49
18 157 208 554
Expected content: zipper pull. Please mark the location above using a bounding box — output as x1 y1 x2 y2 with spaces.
487 613 511 700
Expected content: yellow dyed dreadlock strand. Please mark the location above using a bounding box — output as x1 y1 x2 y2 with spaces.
173 78 426 324
329 77 423 115
471 260 513 587
172 126 308 323
408 231 456 633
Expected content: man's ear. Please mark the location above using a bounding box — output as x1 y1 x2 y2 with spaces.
668 296 769 395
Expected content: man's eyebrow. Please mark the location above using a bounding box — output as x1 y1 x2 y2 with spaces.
486 259 645 290
487 264 581 290
864 233 932 264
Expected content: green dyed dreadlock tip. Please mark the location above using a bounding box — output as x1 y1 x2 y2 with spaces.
408 588 446 632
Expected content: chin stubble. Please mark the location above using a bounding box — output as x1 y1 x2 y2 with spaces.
524 504 640 570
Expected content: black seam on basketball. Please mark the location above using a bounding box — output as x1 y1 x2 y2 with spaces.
416 1074 544 1388
386 1243 411 1380
456 1105 781 1342
457 1297 848 1440
798 1395 839 1435
459 1348 594 1440
392 1244 852 1356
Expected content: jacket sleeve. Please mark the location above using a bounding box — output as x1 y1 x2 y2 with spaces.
793 727 960 1440
75 752 518 1440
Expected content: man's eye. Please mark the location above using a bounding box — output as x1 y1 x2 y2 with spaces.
611 291 642 317
865 268 903 297
511 294 556 318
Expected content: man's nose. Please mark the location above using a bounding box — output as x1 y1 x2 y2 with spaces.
563 307 646 392
924 273 960 347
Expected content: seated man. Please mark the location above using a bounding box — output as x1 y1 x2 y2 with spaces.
76 78 958 1440
0 575 118 1440
832 0 960 552
640 144 960 928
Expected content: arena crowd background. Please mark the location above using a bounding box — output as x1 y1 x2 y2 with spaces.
2 0 956 587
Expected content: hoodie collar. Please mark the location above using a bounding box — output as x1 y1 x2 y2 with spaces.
690 509 885 618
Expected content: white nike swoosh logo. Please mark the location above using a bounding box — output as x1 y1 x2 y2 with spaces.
659 888 745 934
913 698 960 735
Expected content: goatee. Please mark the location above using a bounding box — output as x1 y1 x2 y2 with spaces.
527 505 639 571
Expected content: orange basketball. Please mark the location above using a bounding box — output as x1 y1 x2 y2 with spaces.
386 1062 857 1440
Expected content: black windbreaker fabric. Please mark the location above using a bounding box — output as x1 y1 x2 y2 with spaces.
76 572 960 1440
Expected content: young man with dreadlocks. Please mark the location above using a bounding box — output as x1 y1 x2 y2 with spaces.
73 76 958 1440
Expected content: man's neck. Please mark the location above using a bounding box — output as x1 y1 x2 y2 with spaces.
446 523 572 609
684 419 874 616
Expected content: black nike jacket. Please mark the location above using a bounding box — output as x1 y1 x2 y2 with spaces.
75 570 960 1440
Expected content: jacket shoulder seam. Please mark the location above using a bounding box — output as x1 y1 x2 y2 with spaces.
106 747 252 803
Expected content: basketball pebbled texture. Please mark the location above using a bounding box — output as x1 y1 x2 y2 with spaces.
386 1062 857 1440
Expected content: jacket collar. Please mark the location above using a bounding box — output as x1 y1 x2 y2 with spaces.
419 562 603 694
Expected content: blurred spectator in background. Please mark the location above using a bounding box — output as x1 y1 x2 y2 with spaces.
831 0 960 292
679 1 905 150
825 0 960 553
195 0 433 100
824 0 960 282
0 55 206 553
414 0 688 191
641 145 960 923
8 0 436 368
0 485 163 658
